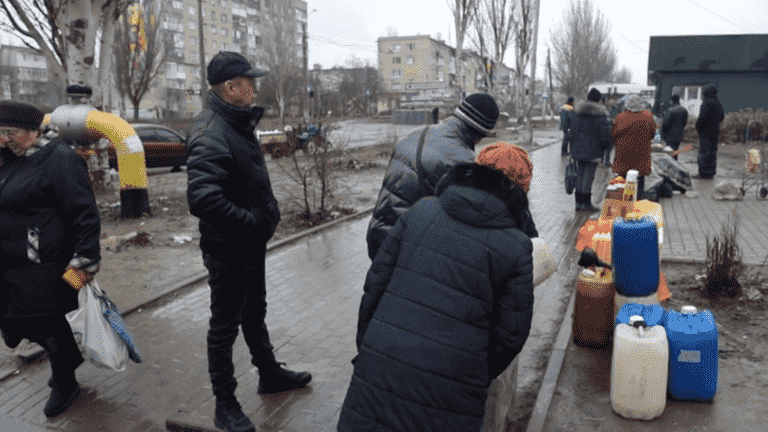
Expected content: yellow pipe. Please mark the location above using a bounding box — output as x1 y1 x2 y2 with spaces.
43 108 148 190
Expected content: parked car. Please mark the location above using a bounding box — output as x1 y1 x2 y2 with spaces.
108 123 188 171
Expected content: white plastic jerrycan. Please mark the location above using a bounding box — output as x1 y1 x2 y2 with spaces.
610 315 669 420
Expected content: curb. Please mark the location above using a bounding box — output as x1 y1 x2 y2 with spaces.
122 205 376 318
12 207 377 368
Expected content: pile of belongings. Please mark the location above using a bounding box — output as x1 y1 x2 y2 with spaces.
642 153 692 202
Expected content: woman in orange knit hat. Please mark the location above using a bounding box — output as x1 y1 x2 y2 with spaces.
339 141 541 432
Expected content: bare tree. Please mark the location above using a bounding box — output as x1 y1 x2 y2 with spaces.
549 0 617 98
612 65 633 83
512 0 535 123
113 4 169 120
471 0 515 101
258 0 302 124
448 0 476 100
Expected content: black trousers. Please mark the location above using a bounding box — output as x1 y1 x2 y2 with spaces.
203 245 278 401
2 314 83 388
698 137 718 177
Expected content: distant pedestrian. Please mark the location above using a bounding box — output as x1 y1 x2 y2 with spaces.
611 94 657 198
661 94 688 161
339 142 538 432
366 93 499 260
186 51 311 432
694 83 725 179
560 96 574 156
569 88 613 212
0 101 101 418
431 107 439 124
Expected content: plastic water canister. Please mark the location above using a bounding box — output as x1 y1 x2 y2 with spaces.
612 215 659 297
611 315 669 420
573 269 615 348
615 303 665 327
614 292 660 322
665 305 719 401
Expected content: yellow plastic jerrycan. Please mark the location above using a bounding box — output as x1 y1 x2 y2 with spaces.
610 315 669 420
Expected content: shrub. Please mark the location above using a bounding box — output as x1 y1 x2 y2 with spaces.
684 108 768 144
702 207 743 298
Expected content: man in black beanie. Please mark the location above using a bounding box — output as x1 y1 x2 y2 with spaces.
567 88 613 212
366 93 499 259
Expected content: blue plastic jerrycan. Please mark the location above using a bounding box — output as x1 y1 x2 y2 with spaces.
612 215 659 297
615 303 666 327
665 305 719 401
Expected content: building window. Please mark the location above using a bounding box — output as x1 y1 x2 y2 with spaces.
393 44 401 52
393 57 401 64
211 25 217 34
213 42 217 49
407 43 414 50
391 69 402 78
406 55 414 64
392 83 402 90
220 0 226 7
188 6 195 14
189 35 197 44
211 10 216 20
172 1 182 9
221 28 227 36
188 21 196 30
221 13 227 21
438 71 444 81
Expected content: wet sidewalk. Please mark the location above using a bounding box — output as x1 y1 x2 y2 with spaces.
0 139 609 431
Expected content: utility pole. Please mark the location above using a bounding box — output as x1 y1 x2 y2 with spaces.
197 0 208 108
302 22 308 121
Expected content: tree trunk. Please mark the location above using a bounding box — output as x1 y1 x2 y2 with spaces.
523 0 540 146
97 1 117 110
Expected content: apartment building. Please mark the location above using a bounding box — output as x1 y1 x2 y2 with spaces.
133 0 307 117
0 45 61 109
377 35 514 112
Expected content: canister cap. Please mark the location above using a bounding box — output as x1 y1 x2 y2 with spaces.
629 315 646 327
681 305 698 314
626 170 639 182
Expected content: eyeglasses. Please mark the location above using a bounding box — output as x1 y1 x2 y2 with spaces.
0 127 23 138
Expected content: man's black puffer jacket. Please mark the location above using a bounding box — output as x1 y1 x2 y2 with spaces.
339 163 537 432
366 115 481 260
186 92 280 258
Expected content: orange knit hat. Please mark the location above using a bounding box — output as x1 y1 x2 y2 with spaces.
476 142 533 192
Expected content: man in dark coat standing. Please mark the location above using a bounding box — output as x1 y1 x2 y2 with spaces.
694 83 725 179
186 52 311 432
568 88 613 212
661 94 688 161
339 143 538 432
366 93 499 260
560 96 574 156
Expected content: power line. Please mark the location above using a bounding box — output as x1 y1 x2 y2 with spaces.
308 33 376 48
683 0 751 32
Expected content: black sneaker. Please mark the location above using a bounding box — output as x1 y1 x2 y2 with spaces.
43 383 80 417
257 363 312 394
214 398 255 432
578 203 600 213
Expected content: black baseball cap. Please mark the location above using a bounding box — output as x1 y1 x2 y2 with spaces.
207 51 265 85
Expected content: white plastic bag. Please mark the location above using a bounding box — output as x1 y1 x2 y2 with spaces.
66 281 128 372
531 237 556 288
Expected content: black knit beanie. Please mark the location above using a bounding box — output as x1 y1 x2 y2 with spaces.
453 93 499 136
0 101 44 131
587 88 602 102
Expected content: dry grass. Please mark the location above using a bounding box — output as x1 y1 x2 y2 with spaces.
703 207 743 298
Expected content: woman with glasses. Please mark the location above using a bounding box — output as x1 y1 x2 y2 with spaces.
0 101 101 418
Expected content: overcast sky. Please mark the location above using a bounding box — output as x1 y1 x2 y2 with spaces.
307 0 768 86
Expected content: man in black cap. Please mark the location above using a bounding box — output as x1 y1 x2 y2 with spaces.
366 92 500 260
186 52 311 432
0 101 100 418
568 88 613 212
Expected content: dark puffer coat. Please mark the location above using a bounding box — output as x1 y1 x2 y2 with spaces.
186 91 280 259
695 84 725 141
366 115 481 260
339 163 537 432
661 103 688 143
568 100 613 162
0 138 100 319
